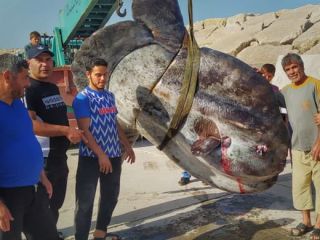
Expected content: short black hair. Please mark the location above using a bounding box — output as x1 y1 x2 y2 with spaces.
0 54 28 74
281 53 304 70
29 31 41 39
85 58 108 71
261 63 275 75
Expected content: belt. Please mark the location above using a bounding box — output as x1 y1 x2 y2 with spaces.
0 183 39 193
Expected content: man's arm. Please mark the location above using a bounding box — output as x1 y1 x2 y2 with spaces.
40 170 53 199
29 110 87 144
311 81 320 160
117 121 135 164
312 127 320 161
76 117 113 174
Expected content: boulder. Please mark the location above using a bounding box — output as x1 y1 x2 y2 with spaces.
254 6 315 45
293 21 320 53
305 42 320 54
236 45 296 67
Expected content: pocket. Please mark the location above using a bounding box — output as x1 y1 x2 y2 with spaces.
33 184 50 209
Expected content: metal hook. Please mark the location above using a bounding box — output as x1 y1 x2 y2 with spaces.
116 0 127 17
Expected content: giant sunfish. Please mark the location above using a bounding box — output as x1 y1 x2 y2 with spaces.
72 0 289 193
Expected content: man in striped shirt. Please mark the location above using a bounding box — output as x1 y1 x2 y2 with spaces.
72 58 135 240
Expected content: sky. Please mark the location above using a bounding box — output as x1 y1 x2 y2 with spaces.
0 0 319 49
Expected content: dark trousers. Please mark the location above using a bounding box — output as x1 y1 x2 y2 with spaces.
0 184 59 240
44 156 69 224
74 156 122 240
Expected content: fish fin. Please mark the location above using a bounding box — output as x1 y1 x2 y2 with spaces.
133 0 185 52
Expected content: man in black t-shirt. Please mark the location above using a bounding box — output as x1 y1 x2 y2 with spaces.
25 45 86 238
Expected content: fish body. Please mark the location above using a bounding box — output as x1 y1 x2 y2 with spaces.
72 0 288 193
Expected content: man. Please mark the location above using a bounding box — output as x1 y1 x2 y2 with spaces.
281 53 320 239
25 45 85 234
0 53 59 240
72 58 135 240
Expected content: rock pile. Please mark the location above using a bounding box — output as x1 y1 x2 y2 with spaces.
194 4 320 67
0 49 23 56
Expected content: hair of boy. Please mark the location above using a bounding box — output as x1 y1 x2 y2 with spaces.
261 63 275 75
29 31 41 40
85 58 108 71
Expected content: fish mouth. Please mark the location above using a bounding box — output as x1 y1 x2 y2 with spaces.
191 136 231 157
191 117 222 156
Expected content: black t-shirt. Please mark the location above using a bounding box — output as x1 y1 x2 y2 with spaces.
25 78 70 162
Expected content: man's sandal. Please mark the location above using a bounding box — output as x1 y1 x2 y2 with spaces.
105 233 122 240
291 223 314 236
94 233 122 240
310 228 320 240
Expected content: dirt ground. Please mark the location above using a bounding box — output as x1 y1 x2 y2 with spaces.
61 142 312 240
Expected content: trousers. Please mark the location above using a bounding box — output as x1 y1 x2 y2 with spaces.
74 156 122 240
0 184 59 240
44 156 69 224
292 150 320 213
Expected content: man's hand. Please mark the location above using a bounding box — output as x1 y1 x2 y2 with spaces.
0 200 13 232
312 138 320 161
116 122 135 164
66 127 88 144
123 145 135 164
98 155 113 174
40 171 53 198
314 114 320 126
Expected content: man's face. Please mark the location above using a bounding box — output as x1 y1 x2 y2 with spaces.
28 53 53 80
283 62 306 83
86 65 108 90
9 68 30 99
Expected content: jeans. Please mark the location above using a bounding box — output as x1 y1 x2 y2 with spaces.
0 184 59 240
74 156 122 240
44 156 69 224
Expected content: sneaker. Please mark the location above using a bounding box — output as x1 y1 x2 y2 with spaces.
182 171 191 179
58 231 64 240
179 177 190 185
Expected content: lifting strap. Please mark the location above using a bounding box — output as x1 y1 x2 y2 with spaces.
158 0 200 150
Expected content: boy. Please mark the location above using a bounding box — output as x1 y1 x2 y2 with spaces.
24 31 41 58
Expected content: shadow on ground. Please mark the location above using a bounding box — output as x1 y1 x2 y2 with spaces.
133 139 153 148
62 168 296 239
66 192 296 239
111 189 296 239
194 219 295 240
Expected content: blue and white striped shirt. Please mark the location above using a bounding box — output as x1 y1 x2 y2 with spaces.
72 87 122 158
